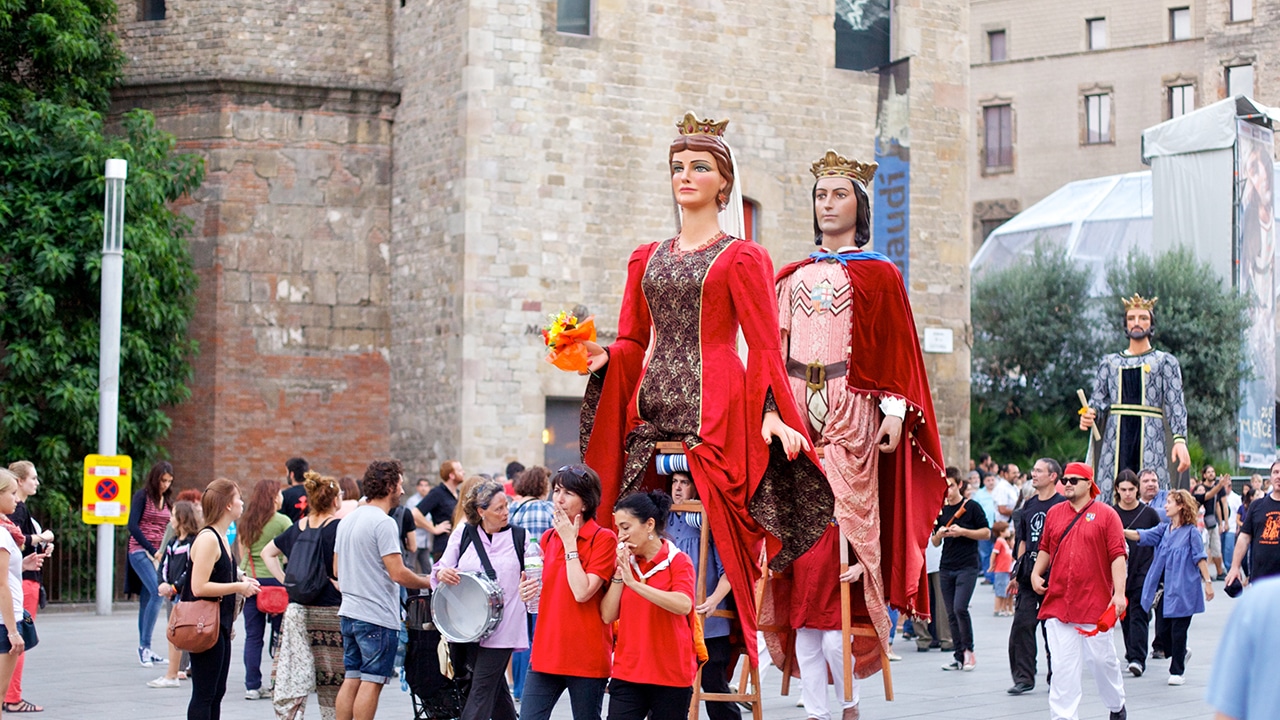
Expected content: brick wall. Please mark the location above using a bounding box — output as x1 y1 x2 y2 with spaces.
115 82 397 484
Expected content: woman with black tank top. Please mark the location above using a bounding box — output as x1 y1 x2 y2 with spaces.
186 479 260 720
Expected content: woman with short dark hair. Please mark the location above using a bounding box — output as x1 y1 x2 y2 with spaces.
518 465 616 720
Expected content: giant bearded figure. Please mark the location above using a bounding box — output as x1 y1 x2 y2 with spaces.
770 150 947 676
1080 294 1191 500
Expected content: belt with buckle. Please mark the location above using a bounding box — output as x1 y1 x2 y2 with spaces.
786 358 848 391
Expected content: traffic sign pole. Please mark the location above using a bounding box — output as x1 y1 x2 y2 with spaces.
97 158 127 616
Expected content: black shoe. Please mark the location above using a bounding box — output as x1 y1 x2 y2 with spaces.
916 645 932 653
1151 649 1167 660
1110 705 1127 720
1007 682 1035 695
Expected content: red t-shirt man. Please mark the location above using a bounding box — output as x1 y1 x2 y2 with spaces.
1036 499 1127 624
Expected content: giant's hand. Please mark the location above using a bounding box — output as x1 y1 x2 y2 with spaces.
876 415 903 453
1172 442 1191 473
1079 407 1097 431
582 341 607 375
762 411 810 461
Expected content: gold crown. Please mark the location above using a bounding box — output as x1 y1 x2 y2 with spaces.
810 150 878 188
1122 293 1158 312
676 112 729 138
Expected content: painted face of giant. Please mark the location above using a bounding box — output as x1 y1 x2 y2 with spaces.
671 150 726 212
814 177 860 238
1125 308 1152 340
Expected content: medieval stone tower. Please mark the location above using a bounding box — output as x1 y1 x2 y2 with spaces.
113 0 973 482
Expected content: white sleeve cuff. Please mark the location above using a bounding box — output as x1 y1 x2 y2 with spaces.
879 396 907 419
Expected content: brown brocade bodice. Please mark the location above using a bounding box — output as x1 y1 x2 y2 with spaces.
635 234 737 441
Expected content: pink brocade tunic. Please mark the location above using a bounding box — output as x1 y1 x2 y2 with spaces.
775 258 892 672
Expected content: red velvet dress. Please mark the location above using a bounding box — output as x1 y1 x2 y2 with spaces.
582 235 832 665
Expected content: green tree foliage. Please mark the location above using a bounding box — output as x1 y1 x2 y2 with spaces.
972 243 1105 416
0 0 204 518
1104 248 1250 457
970 406 1089 471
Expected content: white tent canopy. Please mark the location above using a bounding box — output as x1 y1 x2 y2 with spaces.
969 171 1152 295
1142 95 1280 161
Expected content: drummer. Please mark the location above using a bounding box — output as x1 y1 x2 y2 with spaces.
433 480 528 720
518 464 617 720
601 490 698 720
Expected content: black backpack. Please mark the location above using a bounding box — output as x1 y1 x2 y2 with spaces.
285 517 335 605
458 524 526 579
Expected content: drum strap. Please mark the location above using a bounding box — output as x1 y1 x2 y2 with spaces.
459 524 526 581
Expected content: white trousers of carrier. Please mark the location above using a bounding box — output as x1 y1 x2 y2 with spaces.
1044 618 1126 720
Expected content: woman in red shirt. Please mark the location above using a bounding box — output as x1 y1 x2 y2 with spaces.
518 465 617 720
601 490 696 720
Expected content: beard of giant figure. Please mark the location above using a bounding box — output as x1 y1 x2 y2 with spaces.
1126 324 1153 340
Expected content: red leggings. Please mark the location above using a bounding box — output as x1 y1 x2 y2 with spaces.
4 579 40 703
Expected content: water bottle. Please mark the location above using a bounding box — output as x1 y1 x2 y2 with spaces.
524 538 543 614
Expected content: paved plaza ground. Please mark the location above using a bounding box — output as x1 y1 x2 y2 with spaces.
26 579 1229 719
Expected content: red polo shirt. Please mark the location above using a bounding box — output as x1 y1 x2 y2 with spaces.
530 519 617 678
613 542 697 688
1037 500 1127 625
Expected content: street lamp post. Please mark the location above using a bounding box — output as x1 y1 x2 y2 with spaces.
97 158 127 616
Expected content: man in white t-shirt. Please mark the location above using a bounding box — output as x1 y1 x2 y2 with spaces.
1221 481 1243 578
335 460 433 720
993 464 1021 523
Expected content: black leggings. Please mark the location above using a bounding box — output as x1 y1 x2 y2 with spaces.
188 630 232 720
940 566 979 662
606 678 693 720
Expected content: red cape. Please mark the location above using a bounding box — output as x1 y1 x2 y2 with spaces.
776 254 947 617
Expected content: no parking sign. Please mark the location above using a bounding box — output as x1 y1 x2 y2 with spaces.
82 455 133 525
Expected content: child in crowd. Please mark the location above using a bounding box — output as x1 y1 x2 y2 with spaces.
990 521 1013 617
147 501 201 688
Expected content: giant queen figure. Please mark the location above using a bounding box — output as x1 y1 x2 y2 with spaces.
579 113 833 665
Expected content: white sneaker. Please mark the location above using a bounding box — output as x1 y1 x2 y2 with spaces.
137 647 154 668
1168 675 1185 686
245 689 264 700
147 676 180 688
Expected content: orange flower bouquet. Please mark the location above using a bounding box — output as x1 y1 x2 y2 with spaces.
542 311 597 372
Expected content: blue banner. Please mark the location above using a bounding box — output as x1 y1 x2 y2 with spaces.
873 59 910 285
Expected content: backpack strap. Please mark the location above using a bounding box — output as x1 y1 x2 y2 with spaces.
459 524 526 580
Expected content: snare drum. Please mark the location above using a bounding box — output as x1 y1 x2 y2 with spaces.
431 571 504 643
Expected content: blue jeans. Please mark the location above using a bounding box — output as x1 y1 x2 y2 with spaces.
340 617 399 684
128 550 163 650
520 671 607 720
978 539 995 584
1221 531 1236 574
511 614 537 699
241 577 283 690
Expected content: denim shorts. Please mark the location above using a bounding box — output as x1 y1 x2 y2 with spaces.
340 617 399 684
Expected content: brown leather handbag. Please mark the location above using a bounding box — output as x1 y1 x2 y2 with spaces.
167 598 221 652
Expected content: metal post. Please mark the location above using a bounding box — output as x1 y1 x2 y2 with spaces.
97 158 127 616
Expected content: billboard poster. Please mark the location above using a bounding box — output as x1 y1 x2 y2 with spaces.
874 59 910 286
1235 119 1275 467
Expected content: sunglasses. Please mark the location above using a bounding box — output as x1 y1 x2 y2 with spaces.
1061 477 1090 485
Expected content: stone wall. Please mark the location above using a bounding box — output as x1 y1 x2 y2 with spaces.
113 82 398 483
387 0 972 473
115 0 393 90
